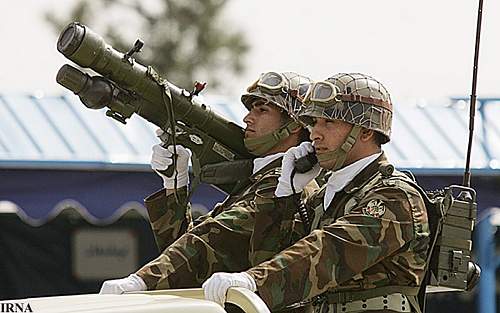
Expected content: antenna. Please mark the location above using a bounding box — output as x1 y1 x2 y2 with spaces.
463 0 484 187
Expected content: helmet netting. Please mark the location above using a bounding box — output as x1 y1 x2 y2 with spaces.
299 73 392 142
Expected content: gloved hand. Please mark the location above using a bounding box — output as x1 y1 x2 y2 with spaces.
151 141 191 189
99 274 147 294
202 272 257 306
275 142 321 197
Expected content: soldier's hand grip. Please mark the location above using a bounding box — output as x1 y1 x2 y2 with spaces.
157 143 177 177
294 152 318 173
157 165 175 178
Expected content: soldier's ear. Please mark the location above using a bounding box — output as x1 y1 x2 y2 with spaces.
359 128 375 142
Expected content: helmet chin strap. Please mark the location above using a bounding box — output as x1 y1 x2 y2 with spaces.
244 120 300 156
316 125 362 171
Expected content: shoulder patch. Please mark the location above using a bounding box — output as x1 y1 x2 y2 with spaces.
362 199 386 218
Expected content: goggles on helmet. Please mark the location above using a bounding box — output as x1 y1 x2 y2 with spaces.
303 81 340 106
247 71 288 95
304 80 392 110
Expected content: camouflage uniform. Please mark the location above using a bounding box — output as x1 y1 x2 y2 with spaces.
138 156 318 290
244 153 429 313
144 71 314 252
136 71 316 292
144 187 193 252
235 74 430 313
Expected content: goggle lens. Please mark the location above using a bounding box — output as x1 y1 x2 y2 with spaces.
257 72 286 92
307 81 339 104
313 84 334 99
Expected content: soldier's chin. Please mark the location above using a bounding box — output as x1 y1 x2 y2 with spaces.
244 131 256 139
318 159 335 170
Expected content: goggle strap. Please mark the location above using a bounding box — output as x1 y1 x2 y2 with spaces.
304 81 391 111
339 94 391 110
246 79 259 92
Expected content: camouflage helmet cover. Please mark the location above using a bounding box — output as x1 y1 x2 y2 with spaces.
241 71 312 118
300 73 392 143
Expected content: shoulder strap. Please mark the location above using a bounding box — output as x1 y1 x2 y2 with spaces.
344 168 423 214
376 170 439 313
343 171 383 214
309 185 328 230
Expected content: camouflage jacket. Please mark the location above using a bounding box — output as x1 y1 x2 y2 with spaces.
245 153 430 312
144 187 193 252
144 158 283 252
137 157 318 289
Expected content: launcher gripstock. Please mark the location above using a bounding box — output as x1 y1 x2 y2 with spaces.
56 22 253 193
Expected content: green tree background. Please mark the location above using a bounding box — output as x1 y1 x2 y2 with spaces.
46 0 249 91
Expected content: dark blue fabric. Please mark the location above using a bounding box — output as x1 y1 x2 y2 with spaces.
1 169 498 221
416 175 500 214
0 169 226 220
0 212 160 300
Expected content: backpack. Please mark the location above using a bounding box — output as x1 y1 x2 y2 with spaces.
402 175 480 311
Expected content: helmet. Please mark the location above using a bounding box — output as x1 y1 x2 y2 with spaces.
241 71 312 156
241 71 312 117
300 73 392 143
299 73 392 170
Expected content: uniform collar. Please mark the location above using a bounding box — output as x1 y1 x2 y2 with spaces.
252 152 284 175
226 154 284 200
326 152 382 192
323 151 382 209
343 151 389 194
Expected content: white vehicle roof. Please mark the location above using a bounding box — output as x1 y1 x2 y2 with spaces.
0 288 271 313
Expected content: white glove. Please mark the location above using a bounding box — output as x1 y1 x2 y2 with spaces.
275 142 321 197
151 144 191 189
99 274 147 294
202 272 257 306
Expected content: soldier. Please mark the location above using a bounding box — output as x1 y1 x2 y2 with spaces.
100 71 317 294
144 71 313 253
202 73 430 313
